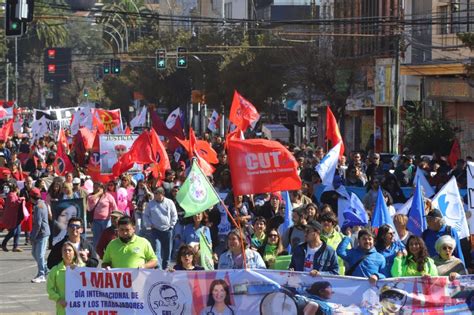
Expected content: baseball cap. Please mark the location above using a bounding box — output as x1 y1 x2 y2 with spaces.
30 188 41 199
72 178 81 185
305 220 322 232
426 208 443 219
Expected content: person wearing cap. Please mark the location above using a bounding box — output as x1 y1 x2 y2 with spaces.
433 235 467 280
143 186 178 269
289 220 339 275
47 217 99 270
30 187 51 283
422 208 465 265
337 229 386 284
96 210 124 259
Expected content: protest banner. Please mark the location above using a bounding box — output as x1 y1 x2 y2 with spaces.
51 198 85 246
99 134 141 174
33 107 78 132
66 268 474 315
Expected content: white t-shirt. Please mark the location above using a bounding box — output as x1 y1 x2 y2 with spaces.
303 244 322 272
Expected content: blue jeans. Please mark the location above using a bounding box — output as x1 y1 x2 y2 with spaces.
31 236 48 277
92 219 111 248
134 211 145 236
149 228 173 270
2 224 21 248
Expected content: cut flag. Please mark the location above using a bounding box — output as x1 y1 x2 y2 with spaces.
227 138 301 195
315 141 342 187
207 110 220 133
54 129 74 176
448 139 461 168
407 177 427 236
176 159 220 218
326 106 344 157
130 106 147 130
229 90 260 131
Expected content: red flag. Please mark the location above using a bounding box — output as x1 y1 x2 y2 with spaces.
95 109 123 133
150 109 184 151
124 126 131 135
92 110 106 134
188 128 214 176
326 106 344 157
229 90 260 131
227 138 301 195
448 139 461 167
86 133 114 183
176 138 219 164
54 129 74 176
112 129 170 177
0 119 14 140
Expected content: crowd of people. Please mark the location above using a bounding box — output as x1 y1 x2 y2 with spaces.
0 130 473 314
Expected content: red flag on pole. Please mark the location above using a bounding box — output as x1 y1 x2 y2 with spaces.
0 119 14 141
188 128 215 176
326 106 345 157
448 138 461 167
229 90 260 131
227 138 301 195
54 129 74 176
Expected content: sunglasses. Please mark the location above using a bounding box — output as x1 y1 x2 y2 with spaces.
68 224 82 230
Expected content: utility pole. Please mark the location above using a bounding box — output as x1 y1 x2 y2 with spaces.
15 37 18 102
392 0 402 154
6 62 9 101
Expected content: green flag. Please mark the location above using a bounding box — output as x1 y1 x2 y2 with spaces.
199 231 214 270
176 160 220 217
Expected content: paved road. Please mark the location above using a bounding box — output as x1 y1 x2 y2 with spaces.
0 233 55 315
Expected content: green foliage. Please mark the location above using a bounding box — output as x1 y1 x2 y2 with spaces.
403 103 459 155
457 32 474 51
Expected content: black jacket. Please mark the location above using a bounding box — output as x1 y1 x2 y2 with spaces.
47 236 99 269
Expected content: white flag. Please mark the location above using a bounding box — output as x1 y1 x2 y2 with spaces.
432 176 470 239
166 107 181 130
315 141 342 187
207 110 220 133
466 161 474 233
413 167 435 198
70 107 93 135
130 106 147 129
31 116 50 142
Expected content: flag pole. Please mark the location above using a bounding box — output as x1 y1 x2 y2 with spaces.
192 158 248 269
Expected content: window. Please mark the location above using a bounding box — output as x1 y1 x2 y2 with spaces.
451 1 461 33
224 2 232 19
440 5 449 34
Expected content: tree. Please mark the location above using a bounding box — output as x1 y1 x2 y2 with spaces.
403 102 459 155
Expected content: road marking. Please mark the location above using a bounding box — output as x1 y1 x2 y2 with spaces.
0 264 36 277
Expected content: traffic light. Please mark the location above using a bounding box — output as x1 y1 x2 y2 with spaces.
111 59 121 74
156 49 166 70
176 47 187 68
83 89 89 98
103 60 111 75
44 47 71 83
5 0 24 37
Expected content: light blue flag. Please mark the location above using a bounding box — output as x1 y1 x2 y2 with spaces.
338 192 369 230
407 177 427 236
372 187 396 229
280 191 293 254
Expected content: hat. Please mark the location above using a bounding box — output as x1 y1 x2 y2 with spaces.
435 235 456 254
153 187 165 194
30 188 41 199
111 210 124 218
293 206 305 216
270 192 282 201
72 178 81 185
305 220 322 232
426 208 443 219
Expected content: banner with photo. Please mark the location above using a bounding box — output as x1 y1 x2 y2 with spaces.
33 107 78 132
65 268 474 315
99 134 141 174
51 198 85 246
